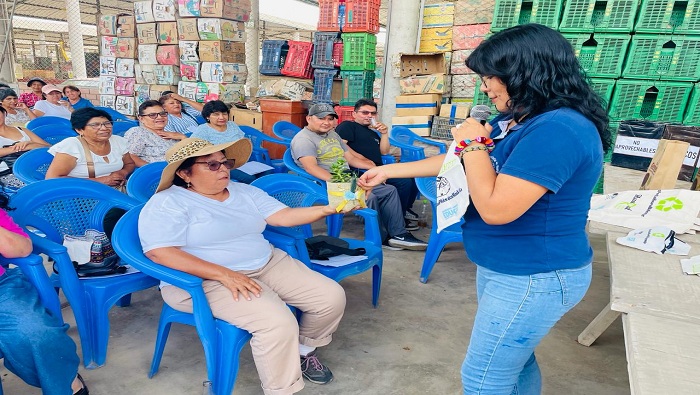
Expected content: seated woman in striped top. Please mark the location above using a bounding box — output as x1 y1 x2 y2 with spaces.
160 91 204 135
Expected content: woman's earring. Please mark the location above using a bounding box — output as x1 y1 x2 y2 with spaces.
187 182 191 188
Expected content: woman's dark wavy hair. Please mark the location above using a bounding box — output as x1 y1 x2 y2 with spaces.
71 107 112 130
465 23 611 152
201 100 229 121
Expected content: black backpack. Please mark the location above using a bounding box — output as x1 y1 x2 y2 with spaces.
305 236 366 260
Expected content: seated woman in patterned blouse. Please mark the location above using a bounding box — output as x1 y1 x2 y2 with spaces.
124 100 187 167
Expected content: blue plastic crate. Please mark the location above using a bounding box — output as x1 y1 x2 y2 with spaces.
312 68 339 104
260 40 289 76
312 32 340 69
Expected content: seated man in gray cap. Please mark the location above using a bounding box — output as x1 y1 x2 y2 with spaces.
290 103 427 251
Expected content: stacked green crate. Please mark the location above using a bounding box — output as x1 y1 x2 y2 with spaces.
608 80 692 122
491 0 563 32
559 0 639 32
634 0 700 34
589 78 616 110
623 35 700 81
685 84 700 126
563 34 631 78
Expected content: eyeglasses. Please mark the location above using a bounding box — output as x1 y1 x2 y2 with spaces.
85 121 113 129
357 110 377 116
480 76 493 89
193 159 236 171
140 111 168 119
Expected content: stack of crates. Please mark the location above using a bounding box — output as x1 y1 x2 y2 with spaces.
281 41 314 79
260 40 289 76
316 0 379 108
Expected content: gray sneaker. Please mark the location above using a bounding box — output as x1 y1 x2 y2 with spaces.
405 219 420 231
301 351 333 384
404 209 419 221
387 232 428 251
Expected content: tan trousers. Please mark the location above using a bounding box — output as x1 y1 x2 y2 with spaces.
160 248 346 395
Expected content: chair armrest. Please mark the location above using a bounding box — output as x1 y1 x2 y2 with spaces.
389 138 423 153
354 208 382 247
130 258 203 291
414 135 448 153
263 229 300 259
381 155 396 165
28 233 67 256
0 254 62 320
253 133 290 147
264 225 311 263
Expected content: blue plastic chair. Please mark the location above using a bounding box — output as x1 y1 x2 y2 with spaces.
282 149 323 184
240 125 288 173
9 179 159 369
111 120 138 137
30 125 77 145
272 120 301 144
414 177 465 283
252 174 384 306
126 161 167 203
11 147 52 185
93 106 130 122
390 126 447 162
26 116 71 131
112 205 300 395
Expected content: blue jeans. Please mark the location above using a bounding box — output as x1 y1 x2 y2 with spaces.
462 263 592 395
0 268 79 395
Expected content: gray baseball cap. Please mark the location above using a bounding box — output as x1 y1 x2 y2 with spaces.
308 103 338 118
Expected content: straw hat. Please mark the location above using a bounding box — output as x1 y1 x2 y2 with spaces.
156 138 252 193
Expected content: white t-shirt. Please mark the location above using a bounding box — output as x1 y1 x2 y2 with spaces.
33 101 72 120
139 182 287 273
48 135 129 178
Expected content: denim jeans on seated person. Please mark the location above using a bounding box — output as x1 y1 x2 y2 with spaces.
461 263 592 395
0 268 80 395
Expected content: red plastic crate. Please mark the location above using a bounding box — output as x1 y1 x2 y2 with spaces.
344 0 381 33
332 40 343 68
281 41 314 79
335 105 355 123
318 0 342 32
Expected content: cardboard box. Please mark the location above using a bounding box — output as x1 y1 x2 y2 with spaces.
177 18 200 40
391 115 433 136
399 53 447 78
115 38 136 58
149 84 178 99
178 0 200 17
439 103 471 118
115 96 135 116
197 18 245 41
640 139 691 190
395 94 441 116
452 24 490 50
134 1 155 23
137 23 158 44
115 77 136 96
156 45 180 65
180 61 200 81
454 0 495 26
451 74 478 98
135 64 157 84
99 75 116 95
399 73 449 95
209 83 244 103
230 108 262 128
256 79 311 101
179 40 199 62
99 56 117 76
138 44 158 65
98 15 117 36
157 21 179 44
154 65 181 85
422 3 454 27
223 0 252 22
100 36 118 57
135 84 151 107
100 95 116 108
152 0 177 21
419 28 452 53
178 81 209 102
115 58 135 77
116 15 136 37
450 49 474 75
200 62 247 83
198 41 245 63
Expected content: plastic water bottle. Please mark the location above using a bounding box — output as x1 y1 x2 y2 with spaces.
202 380 214 395
418 199 429 228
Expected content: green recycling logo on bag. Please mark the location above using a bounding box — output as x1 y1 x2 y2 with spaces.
655 197 683 212
614 201 636 210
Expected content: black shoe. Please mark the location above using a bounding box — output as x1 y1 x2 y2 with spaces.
405 219 420 231
74 373 89 395
387 232 428 251
404 209 419 221
301 351 333 384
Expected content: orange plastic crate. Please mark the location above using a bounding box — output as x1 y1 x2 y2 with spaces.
318 0 342 32
344 0 381 33
281 40 314 79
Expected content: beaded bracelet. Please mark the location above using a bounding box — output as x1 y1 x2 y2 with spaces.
454 136 495 156
458 145 491 159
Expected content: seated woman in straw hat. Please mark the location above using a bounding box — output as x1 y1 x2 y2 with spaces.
138 138 348 394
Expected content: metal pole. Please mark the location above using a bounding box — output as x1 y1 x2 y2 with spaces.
245 0 260 99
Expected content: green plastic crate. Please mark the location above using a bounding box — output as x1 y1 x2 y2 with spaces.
684 83 700 126
564 33 630 78
589 78 616 109
341 33 377 71
605 121 620 163
635 0 700 34
608 79 693 122
559 0 639 32
622 34 700 81
339 71 374 106
491 0 563 32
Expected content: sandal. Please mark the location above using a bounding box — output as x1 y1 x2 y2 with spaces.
73 373 89 395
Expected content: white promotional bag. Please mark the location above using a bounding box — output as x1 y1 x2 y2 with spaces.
435 141 470 233
588 189 700 234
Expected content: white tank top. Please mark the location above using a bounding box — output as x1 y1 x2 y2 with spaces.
0 127 30 147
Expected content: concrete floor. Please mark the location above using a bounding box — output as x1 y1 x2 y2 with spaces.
2 164 647 395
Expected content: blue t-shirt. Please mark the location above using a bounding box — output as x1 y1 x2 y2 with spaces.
62 97 94 110
462 108 603 275
190 121 245 145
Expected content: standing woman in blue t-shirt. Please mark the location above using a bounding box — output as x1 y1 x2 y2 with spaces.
360 24 611 394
